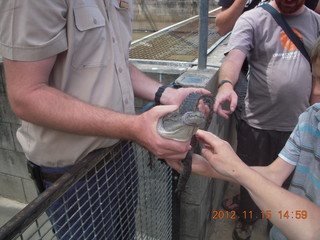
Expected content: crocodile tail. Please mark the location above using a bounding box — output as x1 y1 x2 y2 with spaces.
175 150 193 198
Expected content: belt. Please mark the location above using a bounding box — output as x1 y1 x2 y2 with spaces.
41 160 106 183
40 145 123 183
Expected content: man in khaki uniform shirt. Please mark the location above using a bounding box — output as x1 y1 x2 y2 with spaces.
0 0 210 239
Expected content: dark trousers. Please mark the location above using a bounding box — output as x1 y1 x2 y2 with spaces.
236 120 292 224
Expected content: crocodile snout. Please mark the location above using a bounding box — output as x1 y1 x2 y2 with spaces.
182 111 206 126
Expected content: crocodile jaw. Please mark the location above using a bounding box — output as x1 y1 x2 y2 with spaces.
157 118 198 141
157 111 205 141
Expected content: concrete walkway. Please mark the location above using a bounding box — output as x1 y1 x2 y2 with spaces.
210 182 269 240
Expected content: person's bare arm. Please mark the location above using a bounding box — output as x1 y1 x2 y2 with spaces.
252 157 295 186
196 130 320 240
168 134 294 185
215 0 247 36
218 49 245 84
129 63 211 105
314 0 320 13
4 57 191 160
214 49 246 118
129 63 163 102
238 166 320 240
166 153 238 182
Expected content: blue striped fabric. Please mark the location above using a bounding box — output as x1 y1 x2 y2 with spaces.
270 103 320 240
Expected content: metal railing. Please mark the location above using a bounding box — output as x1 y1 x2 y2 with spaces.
0 141 174 240
129 10 221 65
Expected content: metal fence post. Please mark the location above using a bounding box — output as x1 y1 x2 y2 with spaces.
198 0 209 70
171 170 181 240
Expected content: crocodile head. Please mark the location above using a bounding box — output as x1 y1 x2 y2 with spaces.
157 111 206 141
157 92 214 141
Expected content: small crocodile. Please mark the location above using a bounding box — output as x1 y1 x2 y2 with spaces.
157 92 214 197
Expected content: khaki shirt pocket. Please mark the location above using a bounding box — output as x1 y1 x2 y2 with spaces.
72 5 111 69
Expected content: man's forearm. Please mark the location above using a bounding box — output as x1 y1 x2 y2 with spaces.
4 58 141 139
129 63 162 102
218 49 245 85
13 82 140 139
215 0 247 36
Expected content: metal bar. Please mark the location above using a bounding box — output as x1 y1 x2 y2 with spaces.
130 59 194 67
198 0 209 70
171 170 181 240
207 32 230 55
131 8 219 46
192 32 231 67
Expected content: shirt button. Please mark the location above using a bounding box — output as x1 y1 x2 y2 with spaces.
119 67 123 73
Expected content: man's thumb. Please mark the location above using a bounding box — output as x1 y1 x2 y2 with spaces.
154 105 179 118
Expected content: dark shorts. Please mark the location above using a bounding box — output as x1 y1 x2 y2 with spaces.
236 120 292 223
236 120 291 167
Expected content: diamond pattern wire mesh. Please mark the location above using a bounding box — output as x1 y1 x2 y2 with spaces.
0 141 173 240
129 15 220 62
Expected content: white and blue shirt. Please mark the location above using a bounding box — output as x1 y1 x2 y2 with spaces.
270 103 320 239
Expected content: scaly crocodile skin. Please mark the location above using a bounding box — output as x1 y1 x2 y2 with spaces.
157 92 214 197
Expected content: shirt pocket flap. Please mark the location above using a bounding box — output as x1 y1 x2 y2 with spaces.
74 6 105 31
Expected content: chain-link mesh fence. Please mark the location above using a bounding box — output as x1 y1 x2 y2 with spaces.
0 141 174 240
129 14 220 62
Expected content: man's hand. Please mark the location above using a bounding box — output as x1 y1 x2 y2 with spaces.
214 49 246 118
132 105 191 161
162 87 211 106
213 84 238 119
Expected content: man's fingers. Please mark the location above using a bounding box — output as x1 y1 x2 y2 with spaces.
213 101 220 113
197 99 211 115
193 88 211 95
214 104 231 119
218 109 231 119
165 159 183 173
154 139 191 160
153 105 179 118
